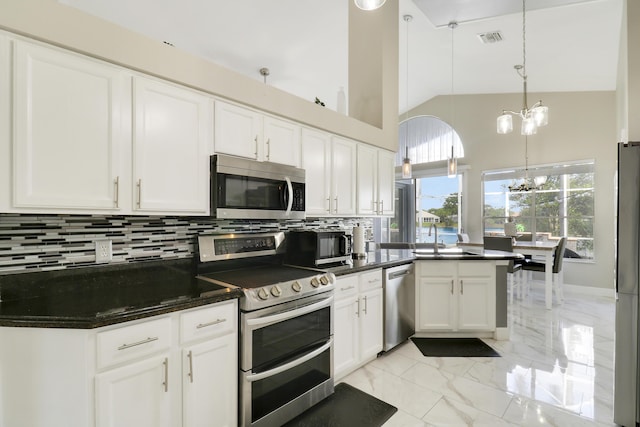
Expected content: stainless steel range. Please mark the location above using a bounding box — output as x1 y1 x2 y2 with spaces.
196 232 335 427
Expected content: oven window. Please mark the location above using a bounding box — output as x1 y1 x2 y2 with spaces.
251 347 331 423
220 174 285 209
252 306 331 371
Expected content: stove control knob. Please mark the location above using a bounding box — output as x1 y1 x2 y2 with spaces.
257 288 269 300
326 272 336 284
310 277 320 288
320 275 329 285
270 285 282 297
291 281 302 292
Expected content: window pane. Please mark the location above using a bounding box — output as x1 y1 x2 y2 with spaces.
567 190 594 216
535 190 562 217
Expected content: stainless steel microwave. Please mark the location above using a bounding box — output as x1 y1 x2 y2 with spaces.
210 154 305 220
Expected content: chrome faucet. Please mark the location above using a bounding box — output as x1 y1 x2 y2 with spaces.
428 222 439 254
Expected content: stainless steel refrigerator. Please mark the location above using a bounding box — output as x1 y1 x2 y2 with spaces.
615 141 640 426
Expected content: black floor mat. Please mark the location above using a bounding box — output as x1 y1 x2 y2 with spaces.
410 337 500 357
283 382 397 427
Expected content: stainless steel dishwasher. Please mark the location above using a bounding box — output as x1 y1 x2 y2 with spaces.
383 263 415 351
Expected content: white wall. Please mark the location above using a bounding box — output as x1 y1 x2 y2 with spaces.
410 91 617 290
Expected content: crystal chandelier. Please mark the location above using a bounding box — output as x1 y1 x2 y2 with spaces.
508 136 547 192
497 0 549 136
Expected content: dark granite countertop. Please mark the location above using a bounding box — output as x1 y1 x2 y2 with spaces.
326 248 522 276
0 259 242 329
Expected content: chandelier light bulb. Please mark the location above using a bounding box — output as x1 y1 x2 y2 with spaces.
532 105 549 127
521 115 537 135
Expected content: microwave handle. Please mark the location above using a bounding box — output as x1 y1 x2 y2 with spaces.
341 235 350 253
284 176 293 215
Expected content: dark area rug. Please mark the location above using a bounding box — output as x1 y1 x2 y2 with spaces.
283 382 397 427
411 337 500 357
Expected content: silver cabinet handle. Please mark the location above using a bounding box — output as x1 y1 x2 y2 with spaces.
380 200 384 214
363 295 368 314
326 197 331 213
162 357 169 392
460 280 464 295
196 318 226 329
334 197 338 214
340 285 355 292
136 179 142 208
451 280 454 295
266 138 271 160
254 135 258 159
117 336 158 351
187 351 194 383
355 299 360 317
113 176 119 208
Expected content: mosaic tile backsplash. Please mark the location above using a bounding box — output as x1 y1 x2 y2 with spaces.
0 214 372 275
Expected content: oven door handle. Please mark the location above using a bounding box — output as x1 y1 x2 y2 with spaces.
246 339 332 383
246 295 333 328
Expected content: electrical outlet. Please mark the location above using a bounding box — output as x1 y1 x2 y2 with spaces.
95 240 112 263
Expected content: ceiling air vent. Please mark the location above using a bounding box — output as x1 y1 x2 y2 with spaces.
477 31 503 44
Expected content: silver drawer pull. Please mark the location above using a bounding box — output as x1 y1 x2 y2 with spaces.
117 336 159 351
196 318 227 329
340 285 355 291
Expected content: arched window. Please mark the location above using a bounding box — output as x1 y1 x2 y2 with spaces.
396 115 464 167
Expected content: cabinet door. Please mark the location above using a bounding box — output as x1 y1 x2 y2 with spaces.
458 277 495 331
377 149 395 216
0 34 10 212
133 76 212 214
13 40 127 211
301 127 332 216
356 144 377 216
214 101 262 160
359 288 383 361
95 354 172 427
331 137 357 215
263 116 300 167
416 277 456 331
183 334 237 427
334 295 359 380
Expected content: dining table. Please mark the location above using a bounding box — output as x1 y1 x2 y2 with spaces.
457 240 559 309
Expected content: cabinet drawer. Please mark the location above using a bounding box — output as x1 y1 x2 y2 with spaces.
458 261 494 277
334 275 359 300
97 317 172 370
416 261 457 276
180 301 236 344
359 269 382 292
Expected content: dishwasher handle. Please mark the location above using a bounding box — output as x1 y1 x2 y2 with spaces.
388 268 412 280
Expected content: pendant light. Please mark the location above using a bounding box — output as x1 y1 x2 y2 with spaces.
401 14 412 179
496 0 549 135
447 21 458 178
354 0 386 11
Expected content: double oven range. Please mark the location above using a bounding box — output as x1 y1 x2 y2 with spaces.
196 232 335 427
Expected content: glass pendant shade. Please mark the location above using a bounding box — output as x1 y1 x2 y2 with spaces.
447 156 457 178
354 0 386 10
497 114 513 134
532 105 549 127
402 157 412 179
521 116 537 135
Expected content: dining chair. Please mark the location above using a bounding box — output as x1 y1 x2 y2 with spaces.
457 233 470 243
483 236 523 303
521 237 567 304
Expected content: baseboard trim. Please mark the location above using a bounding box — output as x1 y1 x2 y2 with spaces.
494 327 510 341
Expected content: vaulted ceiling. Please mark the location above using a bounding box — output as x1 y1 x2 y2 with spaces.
59 0 623 115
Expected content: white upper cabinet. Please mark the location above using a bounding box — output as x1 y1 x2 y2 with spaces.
301 129 356 217
0 33 10 212
214 100 300 167
132 76 212 214
12 39 129 212
357 144 394 216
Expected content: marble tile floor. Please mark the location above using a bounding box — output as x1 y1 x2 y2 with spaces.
340 285 617 426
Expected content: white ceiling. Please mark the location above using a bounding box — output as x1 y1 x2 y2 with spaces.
58 0 623 115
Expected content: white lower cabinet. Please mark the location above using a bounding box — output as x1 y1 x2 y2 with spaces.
0 300 237 427
96 353 173 427
415 261 495 334
334 269 383 380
